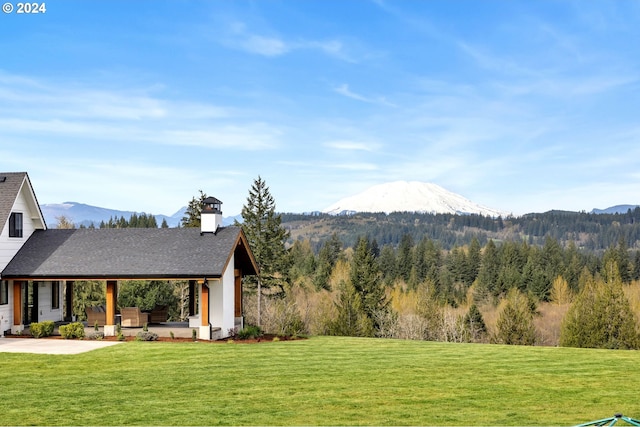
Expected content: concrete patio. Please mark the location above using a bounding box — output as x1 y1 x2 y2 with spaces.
0 337 122 354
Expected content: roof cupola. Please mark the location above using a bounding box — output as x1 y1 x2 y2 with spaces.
201 196 222 233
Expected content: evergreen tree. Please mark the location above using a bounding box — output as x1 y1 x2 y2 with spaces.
350 236 389 334
462 303 487 342
118 280 178 313
476 240 499 298
181 190 208 228
238 176 291 298
633 250 640 281
378 244 397 286
73 280 105 320
464 237 482 286
328 279 373 337
560 262 639 349
397 234 414 283
313 233 343 290
412 237 428 286
289 239 317 283
493 288 536 345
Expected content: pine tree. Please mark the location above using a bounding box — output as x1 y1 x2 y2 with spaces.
397 234 414 283
350 236 390 335
181 190 208 228
313 233 343 290
328 279 373 337
462 303 487 342
73 280 105 320
464 237 482 286
493 288 536 345
476 239 499 298
560 262 639 349
239 176 291 318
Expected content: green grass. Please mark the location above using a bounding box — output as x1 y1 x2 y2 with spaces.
1 336 640 426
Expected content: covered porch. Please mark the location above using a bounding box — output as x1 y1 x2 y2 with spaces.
10 274 244 340
2 227 258 340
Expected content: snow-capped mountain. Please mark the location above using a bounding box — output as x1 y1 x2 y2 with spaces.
40 202 239 228
323 181 510 217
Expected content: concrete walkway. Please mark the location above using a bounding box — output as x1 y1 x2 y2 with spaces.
0 338 123 354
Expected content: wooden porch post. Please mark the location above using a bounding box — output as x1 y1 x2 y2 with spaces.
201 282 209 327
105 280 118 336
12 281 22 328
64 280 74 322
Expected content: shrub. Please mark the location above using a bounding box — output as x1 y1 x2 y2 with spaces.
117 332 126 341
30 322 44 338
192 328 197 341
87 332 104 340
30 321 55 338
135 331 158 341
237 325 262 340
169 331 175 340
43 321 55 336
59 322 85 339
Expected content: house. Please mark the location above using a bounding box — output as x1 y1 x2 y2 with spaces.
0 173 258 340
0 172 48 336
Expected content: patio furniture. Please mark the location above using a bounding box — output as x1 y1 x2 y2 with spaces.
120 307 149 327
149 305 168 323
85 305 106 326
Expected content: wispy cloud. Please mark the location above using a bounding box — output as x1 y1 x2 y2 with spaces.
324 140 381 152
0 72 281 151
333 84 396 107
330 162 379 171
221 21 353 61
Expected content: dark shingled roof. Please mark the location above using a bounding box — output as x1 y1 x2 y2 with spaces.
1 226 258 280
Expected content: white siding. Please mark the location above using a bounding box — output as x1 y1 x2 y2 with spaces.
0 182 40 272
210 253 236 337
36 281 63 323
0 280 12 335
0 178 47 334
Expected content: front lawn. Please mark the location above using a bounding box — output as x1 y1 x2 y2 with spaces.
1 336 638 425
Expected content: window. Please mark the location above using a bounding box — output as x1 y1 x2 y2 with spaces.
9 212 23 238
0 281 8 305
51 282 60 309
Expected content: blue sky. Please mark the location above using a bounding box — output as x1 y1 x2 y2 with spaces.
1 1 639 216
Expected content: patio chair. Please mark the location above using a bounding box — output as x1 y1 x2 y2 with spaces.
149 305 168 323
85 305 106 327
120 307 149 327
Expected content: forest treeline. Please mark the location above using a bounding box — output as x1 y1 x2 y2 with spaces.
281 208 640 252
274 232 640 349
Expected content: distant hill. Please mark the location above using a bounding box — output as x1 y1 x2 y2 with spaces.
323 181 510 217
591 204 640 214
40 202 239 228
281 207 640 252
